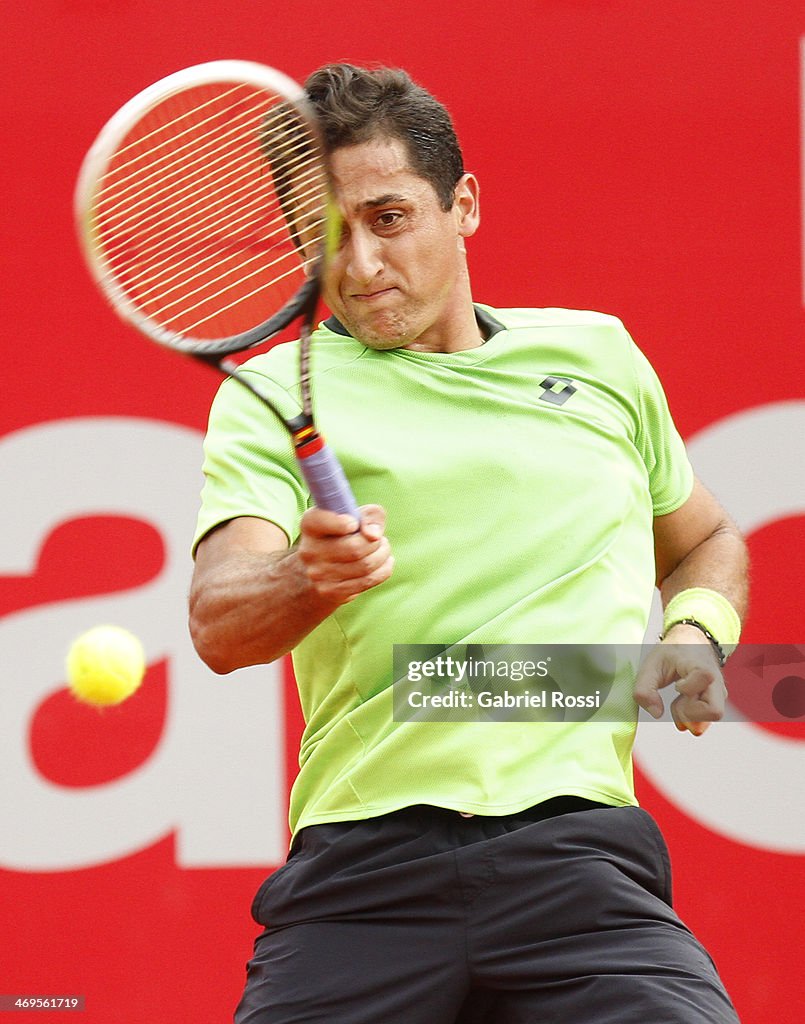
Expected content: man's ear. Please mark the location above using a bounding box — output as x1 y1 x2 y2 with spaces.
454 173 480 238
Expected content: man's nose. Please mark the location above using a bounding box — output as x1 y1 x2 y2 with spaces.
343 230 383 285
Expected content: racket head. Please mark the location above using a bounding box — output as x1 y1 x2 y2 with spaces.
75 60 338 357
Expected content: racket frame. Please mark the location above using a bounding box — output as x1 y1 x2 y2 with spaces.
75 60 324 355
75 60 360 519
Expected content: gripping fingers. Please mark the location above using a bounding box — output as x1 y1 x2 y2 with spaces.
304 542 394 601
297 505 394 601
335 549 395 602
303 536 392 583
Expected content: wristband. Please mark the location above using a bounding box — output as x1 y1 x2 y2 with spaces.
661 587 741 663
663 618 726 666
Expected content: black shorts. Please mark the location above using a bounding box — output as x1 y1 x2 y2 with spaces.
235 799 739 1023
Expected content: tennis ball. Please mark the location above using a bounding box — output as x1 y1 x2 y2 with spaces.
66 625 146 707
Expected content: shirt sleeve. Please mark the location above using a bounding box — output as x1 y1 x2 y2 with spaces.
192 369 308 556
628 339 695 516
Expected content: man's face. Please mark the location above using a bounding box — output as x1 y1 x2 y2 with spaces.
322 136 479 352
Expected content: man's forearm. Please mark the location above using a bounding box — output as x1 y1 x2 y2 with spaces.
638 514 749 731
659 522 749 622
189 548 339 674
189 507 393 674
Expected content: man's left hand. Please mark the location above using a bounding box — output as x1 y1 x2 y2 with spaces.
633 623 727 736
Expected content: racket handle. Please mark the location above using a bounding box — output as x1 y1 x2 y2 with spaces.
297 442 360 520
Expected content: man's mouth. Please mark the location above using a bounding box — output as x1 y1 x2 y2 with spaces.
351 287 397 302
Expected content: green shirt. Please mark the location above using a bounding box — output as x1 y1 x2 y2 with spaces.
194 306 694 835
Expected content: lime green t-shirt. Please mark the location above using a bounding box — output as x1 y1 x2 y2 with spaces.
194 306 694 835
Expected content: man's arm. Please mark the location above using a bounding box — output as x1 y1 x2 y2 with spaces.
189 507 394 674
634 476 749 734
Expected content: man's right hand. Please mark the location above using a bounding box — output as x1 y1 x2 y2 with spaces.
297 504 394 604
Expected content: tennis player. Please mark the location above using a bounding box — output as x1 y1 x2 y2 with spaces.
190 64 748 1024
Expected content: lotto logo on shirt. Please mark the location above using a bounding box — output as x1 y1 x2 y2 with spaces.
537 376 578 406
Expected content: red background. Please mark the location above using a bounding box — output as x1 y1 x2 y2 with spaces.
2 3 804 1021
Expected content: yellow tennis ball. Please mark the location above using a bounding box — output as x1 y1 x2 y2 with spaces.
66 625 146 707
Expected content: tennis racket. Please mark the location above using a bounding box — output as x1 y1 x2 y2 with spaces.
74 59 358 518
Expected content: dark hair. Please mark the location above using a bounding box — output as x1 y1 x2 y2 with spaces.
304 64 464 212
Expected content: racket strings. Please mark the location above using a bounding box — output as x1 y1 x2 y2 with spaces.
124 208 322 323
96 108 264 241
101 83 248 174
98 104 320 271
183 256 316 335
120 170 326 333
97 91 313 234
99 91 311 242
155 221 320 331
101 147 324 300
92 82 330 341
101 155 322 312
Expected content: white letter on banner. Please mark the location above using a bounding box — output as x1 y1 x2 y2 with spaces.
635 402 805 853
0 418 285 871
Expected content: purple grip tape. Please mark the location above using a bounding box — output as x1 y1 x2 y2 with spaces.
297 443 360 520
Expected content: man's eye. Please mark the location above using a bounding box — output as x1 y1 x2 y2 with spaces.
376 211 402 228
